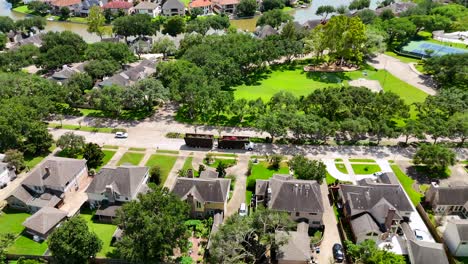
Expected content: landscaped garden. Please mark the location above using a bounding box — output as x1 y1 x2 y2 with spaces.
145 154 178 185
348 159 375 163
204 158 237 168
351 164 382 175
117 152 144 166
335 163 348 174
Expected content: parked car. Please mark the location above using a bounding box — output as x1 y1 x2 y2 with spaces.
239 203 247 216
373 172 383 176
115 132 128 138
333 243 344 263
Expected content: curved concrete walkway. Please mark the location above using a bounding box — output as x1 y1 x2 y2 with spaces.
323 158 392 184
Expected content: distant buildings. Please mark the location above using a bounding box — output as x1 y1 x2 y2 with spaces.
162 0 185 16
425 182 468 217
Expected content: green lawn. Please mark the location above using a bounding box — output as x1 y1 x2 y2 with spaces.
391 165 423 206
246 161 289 192
97 150 116 171
230 17 259 32
117 152 144 166
103 145 119 149
351 164 381 174
8 235 48 255
13 5 33 14
68 16 88 23
182 156 194 171
24 145 56 170
234 66 428 108
334 158 343 162
246 190 253 204
384 51 421 64
205 158 237 168
349 159 375 163
213 153 238 158
145 154 178 185
0 209 30 235
81 213 117 257
48 123 114 133
335 163 348 174
129 147 146 152
326 172 337 185
156 149 180 154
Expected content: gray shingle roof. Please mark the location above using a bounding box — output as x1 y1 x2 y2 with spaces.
171 177 230 203
22 157 87 190
255 25 278 39
95 205 122 218
408 240 449 264
22 207 67 236
267 175 323 213
86 166 148 198
199 169 218 179
340 184 413 217
134 1 158 9
448 219 468 241
162 0 184 9
350 213 381 238
434 187 468 206
27 192 61 209
10 186 33 204
276 227 311 262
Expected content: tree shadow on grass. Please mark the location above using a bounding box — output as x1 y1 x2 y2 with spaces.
305 71 351 84
405 165 450 184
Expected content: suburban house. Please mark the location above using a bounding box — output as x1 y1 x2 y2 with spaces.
22 206 68 240
10 34 43 50
86 165 149 222
338 173 413 243
171 177 231 218
50 0 83 15
189 0 213 15
50 61 88 84
0 162 16 185
97 59 156 87
275 222 312 264
425 182 468 217
162 0 185 16
6 157 88 213
255 25 278 39
80 0 103 16
134 1 161 17
212 0 239 14
443 219 468 257
255 174 324 227
102 1 135 14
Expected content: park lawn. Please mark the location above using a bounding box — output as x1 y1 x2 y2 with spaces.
205 158 237 168
8 235 48 255
351 164 381 174
145 154 178 185
117 152 144 166
391 165 423 206
81 213 117 257
129 147 146 152
13 5 33 14
0 209 30 235
96 150 116 171
335 163 348 174
349 159 375 163
48 123 114 133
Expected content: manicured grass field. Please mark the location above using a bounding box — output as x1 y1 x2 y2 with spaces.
182 156 194 171
117 152 144 166
8 235 48 255
81 213 117 257
129 147 146 152
48 123 114 133
97 150 116 171
213 153 238 158
103 145 119 149
205 158 237 168
0 209 30 235
246 161 289 192
24 145 56 169
13 5 33 14
145 154 178 185
351 164 381 174
349 159 375 163
334 158 343 162
384 51 421 64
326 172 337 185
156 149 179 154
335 163 348 174
234 66 428 108
391 165 423 206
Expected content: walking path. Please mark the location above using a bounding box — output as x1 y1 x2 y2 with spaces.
225 155 249 218
106 147 128 167
139 150 153 166
368 54 437 95
324 158 393 184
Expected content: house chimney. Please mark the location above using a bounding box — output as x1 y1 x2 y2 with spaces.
105 185 115 203
384 207 396 230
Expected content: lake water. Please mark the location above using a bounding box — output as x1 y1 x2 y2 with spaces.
0 0 100 42
1 0 381 40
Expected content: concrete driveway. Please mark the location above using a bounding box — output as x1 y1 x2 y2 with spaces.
225 155 250 218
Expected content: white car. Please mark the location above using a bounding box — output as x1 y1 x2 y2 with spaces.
239 203 247 216
115 132 128 138
373 172 383 176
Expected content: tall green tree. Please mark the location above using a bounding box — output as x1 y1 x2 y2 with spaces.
0 17 16 33
345 240 406 264
349 0 370 10
413 144 456 173
87 6 107 39
4 149 25 172
423 53 467 89
256 9 292 28
162 16 186 37
48 216 102 264
56 132 85 158
83 143 105 169
0 233 15 263
288 155 327 183
316 5 335 20
114 185 190 263
237 0 258 17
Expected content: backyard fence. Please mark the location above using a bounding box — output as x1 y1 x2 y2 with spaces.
415 204 457 264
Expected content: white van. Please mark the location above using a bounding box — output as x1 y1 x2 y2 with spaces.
239 203 247 216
